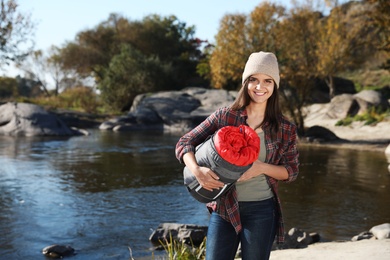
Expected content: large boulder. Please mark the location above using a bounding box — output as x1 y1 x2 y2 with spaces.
325 94 359 120
278 227 320 249
370 223 390 240
149 223 208 247
353 90 389 114
100 87 237 133
0 102 87 136
304 125 343 143
308 90 388 122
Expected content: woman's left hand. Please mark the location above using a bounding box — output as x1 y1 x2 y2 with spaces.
237 160 262 182
238 160 290 181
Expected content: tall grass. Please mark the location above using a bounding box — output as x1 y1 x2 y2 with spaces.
158 233 206 260
16 86 105 114
336 107 390 126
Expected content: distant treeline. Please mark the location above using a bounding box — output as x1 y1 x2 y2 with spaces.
0 0 389 127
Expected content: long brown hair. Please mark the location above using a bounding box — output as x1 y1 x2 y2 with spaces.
230 78 282 134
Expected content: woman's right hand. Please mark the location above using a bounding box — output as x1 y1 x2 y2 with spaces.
193 166 225 191
183 152 224 191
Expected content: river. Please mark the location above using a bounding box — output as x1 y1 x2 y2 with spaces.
0 130 389 259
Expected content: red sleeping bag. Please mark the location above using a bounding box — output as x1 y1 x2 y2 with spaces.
183 125 260 203
213 125 260 166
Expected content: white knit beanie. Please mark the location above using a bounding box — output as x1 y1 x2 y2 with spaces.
242 51 280 88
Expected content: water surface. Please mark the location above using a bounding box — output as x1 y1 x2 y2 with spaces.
0 130 389 259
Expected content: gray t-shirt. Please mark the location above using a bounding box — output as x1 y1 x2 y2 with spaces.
236 131 274 201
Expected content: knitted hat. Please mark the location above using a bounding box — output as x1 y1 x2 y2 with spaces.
242 51 280 88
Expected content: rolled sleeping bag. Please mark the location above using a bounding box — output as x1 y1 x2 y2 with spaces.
183 125 260 203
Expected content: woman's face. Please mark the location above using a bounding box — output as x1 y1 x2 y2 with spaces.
247 73 275 104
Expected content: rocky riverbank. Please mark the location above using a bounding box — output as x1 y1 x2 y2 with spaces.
302 103 390 173
151 223 390 260
269 239 390 260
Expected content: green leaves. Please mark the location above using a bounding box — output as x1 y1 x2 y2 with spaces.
57 13 201 112
0 0 35 66
97 44 174 112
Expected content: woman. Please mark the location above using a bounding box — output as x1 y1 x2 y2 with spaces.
175 51 299 260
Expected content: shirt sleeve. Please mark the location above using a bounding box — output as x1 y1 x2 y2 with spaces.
281 119 299 183
175 107 226 164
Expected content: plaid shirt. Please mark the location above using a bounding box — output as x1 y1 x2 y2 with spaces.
175 106 299 244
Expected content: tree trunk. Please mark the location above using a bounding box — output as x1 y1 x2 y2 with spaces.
55 79 59 96
279 82 305 136
37 80 51 97
296 106 305 137
325 75 335 99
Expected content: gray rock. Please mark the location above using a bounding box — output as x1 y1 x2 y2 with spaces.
304 125 342 143
100 87 236 133
354 90 389 114
149 223 208 246
0 102 87 136
325 94 359 119
370 223 390 240
42 244 75 258
282 227 317 249
351 231 374 241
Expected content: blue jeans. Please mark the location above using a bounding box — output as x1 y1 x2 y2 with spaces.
205 198 277 260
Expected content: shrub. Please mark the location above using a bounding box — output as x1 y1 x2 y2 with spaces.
336 107 390 126
58 87 101 113
159 233 206 260
26 86 102 114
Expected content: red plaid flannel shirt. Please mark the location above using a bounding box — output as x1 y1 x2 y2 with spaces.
175 106 299 244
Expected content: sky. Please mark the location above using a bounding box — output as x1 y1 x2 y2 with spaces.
4 0 292 77
19 0 292 50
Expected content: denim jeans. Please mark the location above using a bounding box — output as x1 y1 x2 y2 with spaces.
205 198 277 260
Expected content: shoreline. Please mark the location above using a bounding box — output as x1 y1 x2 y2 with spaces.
269 239 390 260
270 119 390 259
301 109 390 154
54 108 390 154
298 138 389 153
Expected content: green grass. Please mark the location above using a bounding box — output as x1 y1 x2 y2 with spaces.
336 107 390 126
158 233 206 260
340 69 390 92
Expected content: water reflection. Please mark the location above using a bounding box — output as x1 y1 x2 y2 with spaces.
0 131 389 259
280 145 390 241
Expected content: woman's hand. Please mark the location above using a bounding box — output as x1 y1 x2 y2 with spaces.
193 166 225 191
183 152 224 191
237 160 289 182
237 160 263 182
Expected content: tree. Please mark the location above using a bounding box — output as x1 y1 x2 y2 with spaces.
196 41 215 83
0 0 34 67
57 13 203 111
364 0 390 68
0 76 17 98
126 14 201 88
59 13 202 89
275 7 323 133
210 2 285 90
60 18 117 81
16 46 81 96
16 50 51 96
98 44 174 112
315 1 378 98
209 13 247 89
46 46 81 95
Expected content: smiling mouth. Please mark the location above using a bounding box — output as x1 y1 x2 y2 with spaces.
254 91 266 96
